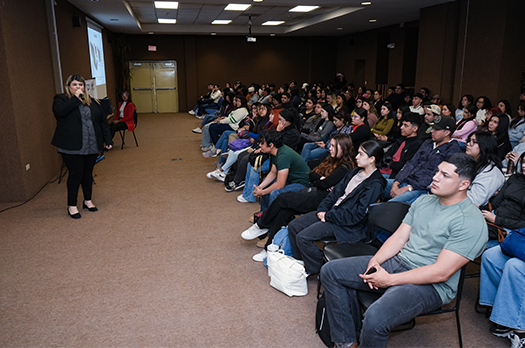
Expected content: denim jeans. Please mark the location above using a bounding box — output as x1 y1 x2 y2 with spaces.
320 255 442 348
200 114 218 127
215 130 235 154
201 123 213 147
209 123 233 144
383 178 428 204
259 183 305 212
480 245 525 330
301 142 328 163
221 148 250 174
242 159 270 202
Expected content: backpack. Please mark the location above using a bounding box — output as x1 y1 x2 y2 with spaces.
315 291 333 348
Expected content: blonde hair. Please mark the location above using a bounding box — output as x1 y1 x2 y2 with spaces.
64 74 96 106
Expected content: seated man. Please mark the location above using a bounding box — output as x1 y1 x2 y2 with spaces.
418 104 440 141
409 92 425 115
380 112 422 179
383 115 461 204
320 153 488 348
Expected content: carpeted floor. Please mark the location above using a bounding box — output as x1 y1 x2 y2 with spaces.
0 113 508 347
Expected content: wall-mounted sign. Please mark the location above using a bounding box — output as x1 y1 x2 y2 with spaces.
148 45 157 52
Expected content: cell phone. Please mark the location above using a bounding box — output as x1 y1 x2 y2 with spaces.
365 267 377 275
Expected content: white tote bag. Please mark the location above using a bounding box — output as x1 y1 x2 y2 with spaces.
267 250 308 297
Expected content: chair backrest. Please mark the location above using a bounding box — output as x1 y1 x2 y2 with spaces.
99 98 113 117
365 201 411 243
133 109 138 126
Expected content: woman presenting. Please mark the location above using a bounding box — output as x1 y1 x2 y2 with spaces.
51 74 113 219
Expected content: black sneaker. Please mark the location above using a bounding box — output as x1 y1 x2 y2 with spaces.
225 181 236 192
490 323 513 338
510 332 525 348
234 181 245 191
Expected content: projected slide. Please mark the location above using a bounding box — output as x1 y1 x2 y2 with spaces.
87 24 106 96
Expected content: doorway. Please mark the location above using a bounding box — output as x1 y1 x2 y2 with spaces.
129 61 179 113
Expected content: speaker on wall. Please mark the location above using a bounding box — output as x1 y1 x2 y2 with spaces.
72 16 81 27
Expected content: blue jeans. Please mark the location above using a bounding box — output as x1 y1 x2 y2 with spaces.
259 183 305 212
221 148 250 174
320 255 442 347
201 123 213 147
200 114 218 127
301 142 328 163
216 130 235 154
209 123 233 144
242 159 270 202
480 245 525 330
383 179 428 204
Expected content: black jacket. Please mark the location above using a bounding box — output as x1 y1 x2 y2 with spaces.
488 174 525 229
51 94 113 151
384 136 423 178
317 168 386 243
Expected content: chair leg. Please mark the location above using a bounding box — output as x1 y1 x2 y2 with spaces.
456 309 463 348
119 129 126 149
132 130 138 147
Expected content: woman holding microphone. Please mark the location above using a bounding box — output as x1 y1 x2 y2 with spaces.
52 74 113 219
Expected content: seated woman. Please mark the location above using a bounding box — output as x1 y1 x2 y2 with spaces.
455 94 474 121
334 94 348 115
479 245 525 348
479 153 525 347
441 103 456 119
481 151 525 240
371 103 395 139
110 91 135 139
452 104 478 150
349 108 371 151
288 140 387 275
465 131 505 207
301 110 352 163
375 105 410 144
478 106 502 131
192 91 234 134
298 98 316 126
362 99 378 128
242 134 356 262
487 113 512 162
475 95 492 124
201 95 248 156
509 101 525 148
298 103 334 148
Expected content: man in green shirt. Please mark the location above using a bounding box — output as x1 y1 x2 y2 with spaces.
320 153 488 348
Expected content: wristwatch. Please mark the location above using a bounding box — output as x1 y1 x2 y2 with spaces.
407 185 413 192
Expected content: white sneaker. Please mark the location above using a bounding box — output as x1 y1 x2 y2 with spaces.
252 250 267 262
206 169 220 179
202 148 218 158
192 127 202 134
510 332 525 348
188 110 196 115
201 145 212 151
237 194 250 203
241 223 269 240
196 115 205 120
211 170 226 182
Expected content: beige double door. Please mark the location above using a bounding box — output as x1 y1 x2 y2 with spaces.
130 61 179 113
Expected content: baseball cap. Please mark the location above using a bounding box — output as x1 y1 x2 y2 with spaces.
429 104 441 115
432 115 456 132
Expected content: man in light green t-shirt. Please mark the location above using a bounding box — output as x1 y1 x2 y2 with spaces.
320 153 488 348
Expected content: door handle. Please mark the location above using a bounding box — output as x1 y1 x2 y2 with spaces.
133 88 153 91
155 87 176 90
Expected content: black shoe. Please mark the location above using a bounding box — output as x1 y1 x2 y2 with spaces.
67 208 81 219
490 323 513 338
82 202 98 212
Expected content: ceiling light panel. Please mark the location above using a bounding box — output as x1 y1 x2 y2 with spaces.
154 1 178 9
158 18 176 24
289 6 319 12
262 21 284 26
212 19 232 24
224 3 252 11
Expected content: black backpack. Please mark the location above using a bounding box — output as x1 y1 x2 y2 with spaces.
315 291 333 348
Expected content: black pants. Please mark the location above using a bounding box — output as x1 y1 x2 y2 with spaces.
110 121 128 139
233 150 251 184
61 153 98 206
257 190 326 250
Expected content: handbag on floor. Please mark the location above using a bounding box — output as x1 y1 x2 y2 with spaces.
267 250 308 297
315 291 333 348
264 227 293 268
500 227 525 261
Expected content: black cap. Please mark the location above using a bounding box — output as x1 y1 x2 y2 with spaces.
432 115 456 132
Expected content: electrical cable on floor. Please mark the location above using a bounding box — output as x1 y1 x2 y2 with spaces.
0 174 61 214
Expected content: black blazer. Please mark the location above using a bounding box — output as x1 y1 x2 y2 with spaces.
51 94 113 151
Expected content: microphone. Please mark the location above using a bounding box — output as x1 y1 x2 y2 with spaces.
79 93 85 100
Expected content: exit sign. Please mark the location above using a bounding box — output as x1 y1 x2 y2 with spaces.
148 45 157 52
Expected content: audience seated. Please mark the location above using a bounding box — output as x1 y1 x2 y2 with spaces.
348 108 371 151
241 133 356 261
362 99 378 128
455 94 474 121
452 104 478 150
418 104 440 140
371 103 395 139
509 101 525 147
288 140 386 275
297 103 334 151
409 92 425 115
110 91 135 139
475 96 492 124
192 91 234 134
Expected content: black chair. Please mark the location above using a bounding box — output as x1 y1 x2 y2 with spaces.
356 265 468 348
119 110 139 149
323 201 411 262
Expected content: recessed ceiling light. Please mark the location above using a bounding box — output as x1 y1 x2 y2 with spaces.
270 33 275 36
262 21 284 26
158 18 176 24
289 5 319 12
212 20 232 25
361 2 372 5
211 32 217 35
154 1 178 9
225 3 252 11
369 19 377 23
148 32 154 34
253 0 263 2
337 27 343 30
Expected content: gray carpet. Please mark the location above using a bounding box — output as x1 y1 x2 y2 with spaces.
0 113 508 347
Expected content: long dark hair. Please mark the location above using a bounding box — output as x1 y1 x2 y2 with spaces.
360 140 384 167
510 101 525 129
457 104 477 130
491 113 511 145
313 134 356 177
466 131 502 175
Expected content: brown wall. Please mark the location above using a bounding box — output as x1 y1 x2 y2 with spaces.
126 34 337 110
0 0 115 203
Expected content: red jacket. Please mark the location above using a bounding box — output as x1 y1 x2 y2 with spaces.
115 102 136 131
